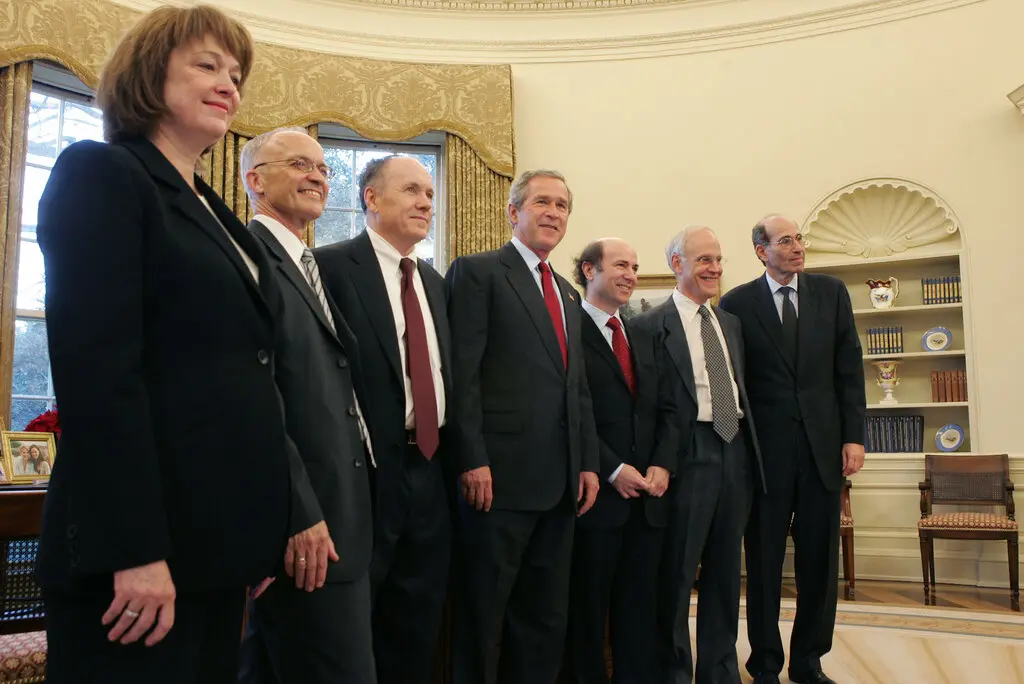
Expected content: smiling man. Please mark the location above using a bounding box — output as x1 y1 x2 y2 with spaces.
239 127 376 683
633 225 765 684
564 238 680 684
447 169 600 684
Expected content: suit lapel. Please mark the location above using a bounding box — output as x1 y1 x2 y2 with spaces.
582 312 629 392
716 306 745 383
348 232 404 387
500 243 566 376
417 260 452 397
250 221 340 344
752 275 797 375
796 275 818 379
659 300 697 405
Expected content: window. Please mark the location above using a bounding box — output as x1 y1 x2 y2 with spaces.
12 67 102 430
316 126 444 267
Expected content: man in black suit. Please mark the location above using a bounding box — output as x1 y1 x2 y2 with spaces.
238 127 375 683
315 155 452 684
446 169 600 684
564 238 680 684
633 226 765 684
718 215 865 684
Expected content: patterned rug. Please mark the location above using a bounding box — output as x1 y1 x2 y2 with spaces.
719 600 1024 683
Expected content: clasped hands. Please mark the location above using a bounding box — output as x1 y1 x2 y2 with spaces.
612 464 669 500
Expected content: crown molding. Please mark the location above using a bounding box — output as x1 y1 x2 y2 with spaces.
110 0 986 63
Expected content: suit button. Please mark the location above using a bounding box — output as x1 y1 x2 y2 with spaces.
348 406 357 416
353 460 364 468
337 358 348 368
559 420 567 429
257 350 270 365
66 524 78 539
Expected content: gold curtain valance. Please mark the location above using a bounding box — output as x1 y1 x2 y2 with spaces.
0 0 515 177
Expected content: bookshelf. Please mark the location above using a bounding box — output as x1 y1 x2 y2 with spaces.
802 177 973 456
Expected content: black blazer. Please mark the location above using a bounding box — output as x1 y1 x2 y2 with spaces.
633 298 766 493
35 138 291 591
718 273 865 493
578 313 680 529
250 221 373 582
446 242 599 512
313 231 453 514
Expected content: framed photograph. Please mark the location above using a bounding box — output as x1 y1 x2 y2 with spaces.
620 274 721 320
2 432 57 484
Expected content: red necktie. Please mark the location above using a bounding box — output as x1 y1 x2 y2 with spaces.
400 258 439 460
606 316 636 398
538 262 567 369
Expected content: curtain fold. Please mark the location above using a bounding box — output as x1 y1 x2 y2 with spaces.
445 133 511 264
0 61 33 426
200 131 252 225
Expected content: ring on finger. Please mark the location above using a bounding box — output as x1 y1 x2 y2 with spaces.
124 609 140 620
297 557 307 565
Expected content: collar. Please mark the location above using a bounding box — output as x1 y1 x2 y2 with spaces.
765 271 799 295
581 299 621 330
511 235 550 275
672 287 711 323
367 226 415 275
253 214 307 267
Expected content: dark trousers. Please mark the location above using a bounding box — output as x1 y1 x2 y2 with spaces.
744 429 841 679
371 444 452 684
238 596 278 684
251 573 375 684
454 494 576 684
659 422 753 684
566 501 664 684
45 584 246 684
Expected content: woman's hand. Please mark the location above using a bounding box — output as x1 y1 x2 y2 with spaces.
102 560 176 646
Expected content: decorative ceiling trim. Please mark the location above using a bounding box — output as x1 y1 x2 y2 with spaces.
110 0 987 63
340 0 692 10
1007 83 1024 114
801 177 962 259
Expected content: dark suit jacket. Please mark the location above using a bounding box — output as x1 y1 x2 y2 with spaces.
578 312 679 529
313 231 453 514
633 298 766 493
250 221 373 582
446 242 599 512
35 138 290 591
718 273 865 493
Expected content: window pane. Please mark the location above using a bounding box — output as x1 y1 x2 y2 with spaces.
355 149 395 180
16 239 46 311
411 153 437 180
26 91 60 166
11 399 50 432
323 147 354 210
61 101 104 150
21 165 49 236
11 318 51 397
314 210 358 247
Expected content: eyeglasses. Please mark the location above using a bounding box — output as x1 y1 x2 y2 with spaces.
768 234 807 248
693 255 726 266
253 157 334 180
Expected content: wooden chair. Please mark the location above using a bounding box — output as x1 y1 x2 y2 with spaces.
0 487 48 683
918 454 1019 611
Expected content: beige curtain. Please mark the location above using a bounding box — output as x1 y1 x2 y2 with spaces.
445 133 512 264
200 131 252 225
0 61 32 426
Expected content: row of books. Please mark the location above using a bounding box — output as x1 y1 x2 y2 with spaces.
922 275 962 304
865 415 924 453
932 370 967 402
866 326 903 355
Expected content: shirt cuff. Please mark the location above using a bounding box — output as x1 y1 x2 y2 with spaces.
608 463 625 484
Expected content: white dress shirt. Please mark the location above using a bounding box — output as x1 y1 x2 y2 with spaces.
766 272 799 322
366 227 447 430
198 195 258 282
671 289 742 422
582 299 629 484
254 215 374 462
510 236 567 334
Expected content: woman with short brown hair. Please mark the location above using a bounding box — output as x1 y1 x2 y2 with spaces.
36 5 291 682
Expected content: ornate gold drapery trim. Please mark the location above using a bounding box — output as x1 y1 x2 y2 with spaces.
0 0 514 176
445 133 511 262
0 62 33 425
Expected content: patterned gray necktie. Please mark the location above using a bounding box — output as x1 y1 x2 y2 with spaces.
698 305 739 442
300 249 374 464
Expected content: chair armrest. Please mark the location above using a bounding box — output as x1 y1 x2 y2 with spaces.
1007 479 1016 520
919 481 930 518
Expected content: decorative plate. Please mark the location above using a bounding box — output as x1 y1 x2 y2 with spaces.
922 326 952 352
935 423 964 452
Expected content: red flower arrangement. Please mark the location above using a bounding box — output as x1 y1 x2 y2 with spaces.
25 408 60 439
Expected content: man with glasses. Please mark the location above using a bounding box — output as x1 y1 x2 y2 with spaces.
238 126 376 683
633 226 764 684
315 155 452 684
719 215 865 684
